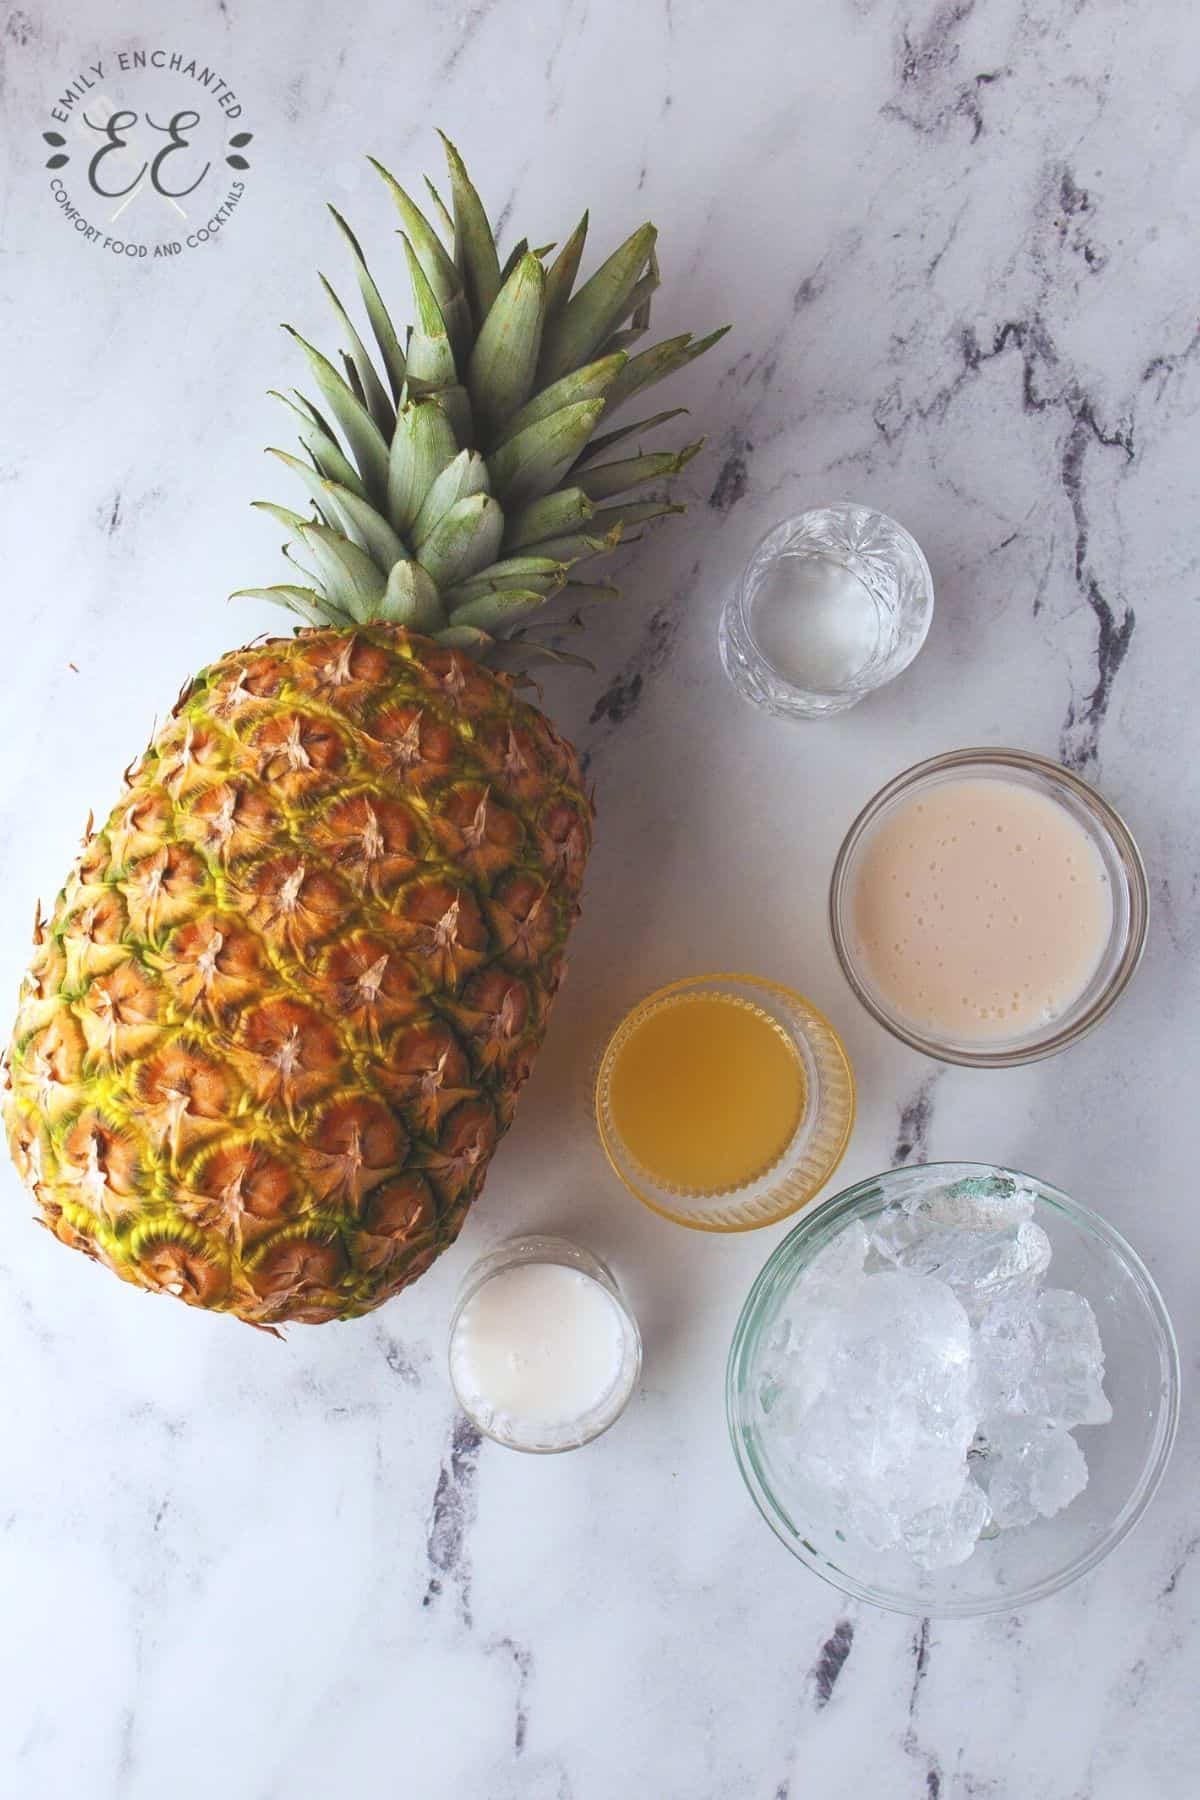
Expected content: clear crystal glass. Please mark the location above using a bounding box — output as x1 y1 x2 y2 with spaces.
727 1164 1179 1617
719 504 934 719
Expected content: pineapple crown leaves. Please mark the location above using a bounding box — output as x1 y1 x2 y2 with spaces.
239 133 730 665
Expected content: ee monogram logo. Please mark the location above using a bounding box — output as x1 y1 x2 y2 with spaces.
41 47 256 260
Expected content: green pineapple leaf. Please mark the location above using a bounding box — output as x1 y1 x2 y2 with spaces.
538 223 657 385
434 384 474 445
387 397 458 534
497 237 530 286
400 235 460 393
571 406 689 468
488 638 597 676
467 251 546 448
572 439 704 504
412 449 490 549
422 175 456 246
340 351 367 407
368 156 470 356
231 585 355 628
519 526 622 564
543 212 588 322
434 623 496 653
589 499 686 537
270 391 369 500
600 247 659 353
498 352 626 447
282 326 391 503
487 399 606 507
448 587 549 631
318 272 396 434
415 492 505 588
320 480 410 569
265 446 337 519
604 325 731 412
251 499 316 535
326 206 407 399
295 521 388 620
442 557 568 607
439 131 502 328
379 557 445 630
502 486 595 552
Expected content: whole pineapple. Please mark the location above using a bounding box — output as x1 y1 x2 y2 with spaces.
3 136 726 1328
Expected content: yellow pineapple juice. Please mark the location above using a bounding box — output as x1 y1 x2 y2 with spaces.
605 992 806 1195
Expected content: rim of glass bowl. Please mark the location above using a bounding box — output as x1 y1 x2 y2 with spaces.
448 1237 643 1455
726 1162 1181 1618
828 747 1150 1068
594 973 856 1233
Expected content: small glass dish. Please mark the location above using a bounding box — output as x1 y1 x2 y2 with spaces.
448 1235 642 1454
829 747 1149 1067
718 503 934 719
727 1163 1180 1617
594 973 855 1231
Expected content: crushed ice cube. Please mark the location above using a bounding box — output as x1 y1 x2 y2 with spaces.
902 1474 992 1570
1031 1289 1113 1427
760 1221 870 1417
871 1215 1051 1312
971 1290 1041 1423
973 1287 1111 1432
982 1427 1088 1528
761 1268 975 1555
803 1218 869 1302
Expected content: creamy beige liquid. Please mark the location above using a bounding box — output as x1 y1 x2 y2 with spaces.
851 777 1113 1042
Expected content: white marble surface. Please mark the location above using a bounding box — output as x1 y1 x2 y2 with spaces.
3 1 1199 1795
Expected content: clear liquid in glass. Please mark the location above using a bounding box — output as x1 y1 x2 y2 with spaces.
719 504 934 720
747 552 886 693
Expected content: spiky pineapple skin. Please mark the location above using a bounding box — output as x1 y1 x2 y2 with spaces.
3 626 592 1327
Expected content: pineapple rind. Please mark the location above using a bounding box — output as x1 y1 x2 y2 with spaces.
3 628 591 1327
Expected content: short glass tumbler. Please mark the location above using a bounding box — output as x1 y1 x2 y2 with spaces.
727 1164 1180 1617
449 1235 642 1454
719 503 934 718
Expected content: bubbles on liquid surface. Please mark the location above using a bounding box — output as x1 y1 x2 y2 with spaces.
850 777 1114 1043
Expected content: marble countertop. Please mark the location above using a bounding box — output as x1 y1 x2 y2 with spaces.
3 1 1199 1795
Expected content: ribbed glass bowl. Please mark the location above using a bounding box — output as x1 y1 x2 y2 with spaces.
594 974 855 1231
727 1163 1179 1617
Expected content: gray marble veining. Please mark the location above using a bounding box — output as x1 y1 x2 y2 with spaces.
2 1 1198 1796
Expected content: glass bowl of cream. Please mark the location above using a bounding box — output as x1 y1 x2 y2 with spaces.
829 748 1149 1067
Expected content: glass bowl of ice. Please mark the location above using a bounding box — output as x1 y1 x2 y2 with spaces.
727 1163 1179 1616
